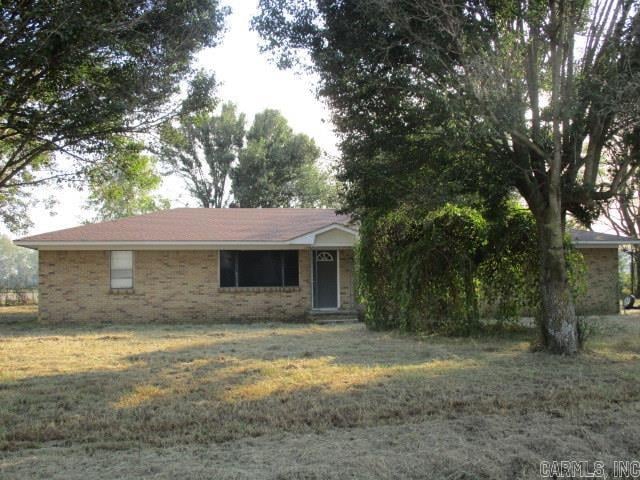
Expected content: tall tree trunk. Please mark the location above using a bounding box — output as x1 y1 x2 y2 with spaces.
534 0 579 355
536 207 579 354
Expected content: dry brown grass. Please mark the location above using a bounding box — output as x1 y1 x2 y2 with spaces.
0 304 37 324
1 309 640 479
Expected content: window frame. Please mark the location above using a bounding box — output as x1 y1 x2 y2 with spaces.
218 250 299 288
110 250 134 290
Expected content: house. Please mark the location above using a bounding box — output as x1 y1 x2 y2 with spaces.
570 229 639 315
14 208 638 322
15 209 359 323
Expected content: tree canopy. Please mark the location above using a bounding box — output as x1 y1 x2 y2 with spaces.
255 0 640 353
85 138 169 222
160 100 339 209
0 0 227 230
232 109 337 208
159 101 246 208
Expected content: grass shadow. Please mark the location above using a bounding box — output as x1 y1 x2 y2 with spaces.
1 316 640 452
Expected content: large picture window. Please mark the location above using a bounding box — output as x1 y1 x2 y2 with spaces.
110 251 133 289
220 250 299 287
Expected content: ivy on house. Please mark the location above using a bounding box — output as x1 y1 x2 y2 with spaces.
357 202 585 336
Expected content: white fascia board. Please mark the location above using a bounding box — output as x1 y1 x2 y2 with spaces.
14 240 316 251
288 223 359 247
289 223 358 240
574 241 640 248
289 234 315 245
313 243 357 248
309 223 359 236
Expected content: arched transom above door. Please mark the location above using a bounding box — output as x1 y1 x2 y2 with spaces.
316 251 334 262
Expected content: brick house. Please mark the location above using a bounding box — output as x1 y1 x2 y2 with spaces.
14 208 637 322
570 230 638 315
15 209 359 323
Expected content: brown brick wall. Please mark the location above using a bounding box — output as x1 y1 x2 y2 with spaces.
38 249 355 323
339 248 356 310
576 248 620 315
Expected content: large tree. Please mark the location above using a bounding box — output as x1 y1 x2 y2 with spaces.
85 138 169 222
232 109 337 207
255 0 640 353
159 101 246 208
602 129 640 295
0 0 226 229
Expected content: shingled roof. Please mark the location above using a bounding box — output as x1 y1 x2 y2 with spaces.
16 208 353 244
569 229 640 245
15 208 639 248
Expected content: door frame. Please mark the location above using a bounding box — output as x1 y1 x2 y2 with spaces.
310 249 340 310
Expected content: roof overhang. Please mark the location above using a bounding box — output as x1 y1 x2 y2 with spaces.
14 224 360 251
17 226 637 251
574 240 640 248
14 241 316 250
288 223 358 247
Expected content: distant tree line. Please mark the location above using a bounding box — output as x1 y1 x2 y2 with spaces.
0 235 37 291
85 98 339 222
157 84 339 210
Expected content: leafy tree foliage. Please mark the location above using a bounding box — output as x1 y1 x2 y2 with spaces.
359 202 585 337
0 185 33 233
232 109 337 207
159 101 246 208
159 99 337 208
0 0 227 229
294 162 340 208
85 138 169 222
0 235 37 291
359 203 490 334
255 0 640 353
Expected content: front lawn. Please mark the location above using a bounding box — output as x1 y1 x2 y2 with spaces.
1 308 639 479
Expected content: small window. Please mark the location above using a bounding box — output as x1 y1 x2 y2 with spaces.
220 250 299 287
111 251 133 289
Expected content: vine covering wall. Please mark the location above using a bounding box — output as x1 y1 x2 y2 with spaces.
357 203 585 335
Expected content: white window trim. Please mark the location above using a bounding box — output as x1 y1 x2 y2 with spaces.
110 250 134 290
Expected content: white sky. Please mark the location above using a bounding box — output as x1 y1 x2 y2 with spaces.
10 0 337 239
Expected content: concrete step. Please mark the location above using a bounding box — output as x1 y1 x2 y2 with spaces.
313 316 359 325
307 310 360 324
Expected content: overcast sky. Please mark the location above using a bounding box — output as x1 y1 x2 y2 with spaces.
11 0 337 239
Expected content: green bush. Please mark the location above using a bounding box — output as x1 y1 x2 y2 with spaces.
358 202 585 335
359 204 489 334
477 206 538 323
